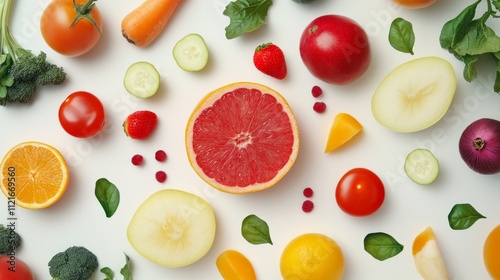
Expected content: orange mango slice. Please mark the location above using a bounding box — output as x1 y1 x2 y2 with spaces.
325 112 363 153
216 250 256 280
412 227 450 280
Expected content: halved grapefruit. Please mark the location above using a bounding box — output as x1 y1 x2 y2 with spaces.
185 82 299 194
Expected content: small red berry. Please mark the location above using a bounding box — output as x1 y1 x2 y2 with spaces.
311 86 322 98
303 187 314 198
313 102 327 113
131 154 143 166
155 150 167 162
302 200 314 213
155 171 167 183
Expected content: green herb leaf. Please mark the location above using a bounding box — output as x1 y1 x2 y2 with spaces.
440 0 481 49
223 0 273 39
453 20 500 56
364 232 404 261
100 267 114 279
120 253 132 280
448 203 486 230
95 178 120 218
389 17 415 55
241 214 273 245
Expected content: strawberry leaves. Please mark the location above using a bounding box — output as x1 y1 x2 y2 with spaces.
223 0 273 39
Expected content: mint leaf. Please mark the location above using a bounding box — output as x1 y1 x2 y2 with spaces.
95 178 120 218
364 232 404 261
448 203 486 230
389 17 415 55
241 214 273 245
223 0 273 39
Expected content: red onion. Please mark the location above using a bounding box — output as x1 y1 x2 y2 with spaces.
459 118 500 175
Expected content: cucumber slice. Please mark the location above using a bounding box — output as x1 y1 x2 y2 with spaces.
404 149 439 185
124 61 160 99
172 33 209 72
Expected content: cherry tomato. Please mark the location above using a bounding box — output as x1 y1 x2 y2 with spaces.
59 91 105 138
0 256 34 280
40 0 103 56
335 168 385 216
299 15 371 85
392 0 437 9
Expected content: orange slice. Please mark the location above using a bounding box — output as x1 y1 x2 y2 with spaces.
412 227 450 280
484 225 500 279
0 141 69 209
185 82 300 194
216 250 257 280
325 112 363 153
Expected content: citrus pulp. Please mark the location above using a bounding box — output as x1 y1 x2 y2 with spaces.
185 82 299 194
0 141 69 209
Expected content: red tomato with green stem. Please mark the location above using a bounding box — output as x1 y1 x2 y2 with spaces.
40 0 103 57
336 168 385 216
0 256 34 280
59 91 105 138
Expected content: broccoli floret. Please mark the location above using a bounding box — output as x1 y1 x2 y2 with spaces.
36 62 66 86
48 246 99 280
0 224 21 255
4 80 35 104
8 52 47 82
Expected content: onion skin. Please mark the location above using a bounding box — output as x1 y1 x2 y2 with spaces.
459 118 500 175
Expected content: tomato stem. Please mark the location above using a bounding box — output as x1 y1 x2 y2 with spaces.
71 0 102 34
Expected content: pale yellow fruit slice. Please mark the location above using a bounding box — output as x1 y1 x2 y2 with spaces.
412 227 450 280
127 189 216 267
371 56 456 132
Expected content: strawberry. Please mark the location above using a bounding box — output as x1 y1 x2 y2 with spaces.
123 110 158 140
253 43 287 80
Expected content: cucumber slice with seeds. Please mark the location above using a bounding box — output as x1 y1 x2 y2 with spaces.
173 33 209 72
124 61 160 99
404 148 439 185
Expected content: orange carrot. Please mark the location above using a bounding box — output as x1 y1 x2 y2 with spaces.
121 0 182 47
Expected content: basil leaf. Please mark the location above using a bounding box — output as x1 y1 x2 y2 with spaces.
120 253 132 280
454 20 500 56
494 52 500 92
389 17 415 55
223 0 273 39
364 232 403 261
100 267 114 279
241 214 273 245
448 203 486 230
95 178 120 218
440 0 481 49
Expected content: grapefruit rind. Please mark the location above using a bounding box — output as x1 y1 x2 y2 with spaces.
185 82 299 194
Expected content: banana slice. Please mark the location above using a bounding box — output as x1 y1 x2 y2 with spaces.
127 189 216 268
371 57 456 132
412 227 450 280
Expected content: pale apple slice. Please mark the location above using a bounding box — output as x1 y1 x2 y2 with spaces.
412 227 450 280
127 189 216 268
371 57 456 132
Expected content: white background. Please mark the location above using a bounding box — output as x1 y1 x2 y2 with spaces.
1 0 500 279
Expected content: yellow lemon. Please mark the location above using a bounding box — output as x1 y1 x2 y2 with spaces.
280 233 344 280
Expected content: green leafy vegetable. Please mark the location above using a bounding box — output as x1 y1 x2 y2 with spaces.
389 17 415 55
439 0 500 93
364 232 404 261
0 0 66 106
241 214 273 245
223 0 273 39
448 203 486 230
100 267 114 279
95 178 120 218
120 253 132 280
